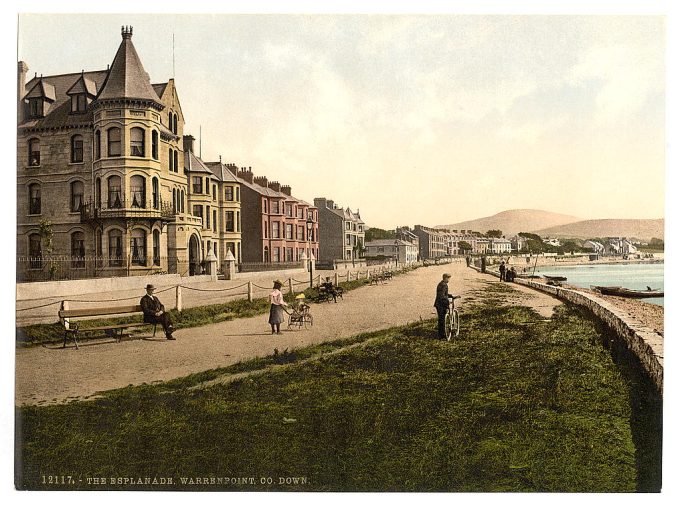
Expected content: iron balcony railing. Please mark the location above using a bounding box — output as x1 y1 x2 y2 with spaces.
80 197 177 222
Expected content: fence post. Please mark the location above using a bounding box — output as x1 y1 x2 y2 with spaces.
334 272 339 286
248 281 253 302
288 278 294 295
346 271 350 283
175 285 182 312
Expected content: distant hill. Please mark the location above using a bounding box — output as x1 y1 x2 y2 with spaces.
534 219 665 242
437 209 583 237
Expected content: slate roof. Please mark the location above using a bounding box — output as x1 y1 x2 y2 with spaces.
184 150 217 176
97 32 162 105
365 239 413 247
204 162 241 183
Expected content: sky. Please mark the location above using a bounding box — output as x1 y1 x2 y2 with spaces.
16 13 666 229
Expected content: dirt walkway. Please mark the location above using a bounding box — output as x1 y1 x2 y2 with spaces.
15 263 562 406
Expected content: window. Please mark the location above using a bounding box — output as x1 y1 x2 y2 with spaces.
264 221 268 239
286 247 293 262
152 178 159 209
28 184 41 215
28 234 43 269
236 211 240 232
236 187 240 202
180 190 185 213
173 114 178 134
226 242 235 257
205 178 210 194
71 232 85 268
272 201 280 214
206 206 211 229
286 204 293 217
285 224 293 240
107 176 122 208
172 189 177 212
94 130 101 159
107 127 121 157
27 98 42 118
263 246 269 262
297 225 304 240
346 234 351 246
70 94 87 113
213 210 217 231
297 207 304 219
272 221 280 239
174 150 179 172
153 230 160 266
130 128 145 157
225 186 234 201
212 185 217 201
192 176 202 194
130 175 146 208
168 112 173 132
95 230 103 267
169 147 173 172
108 229 123 267
70 181 84 212
273 247 280 262
130 229 146 266
193 205 203 221
151 131 158 160
70 134 84 163
28 138 40 166
226 211 235 232
263 199 268 213
95 178 101 208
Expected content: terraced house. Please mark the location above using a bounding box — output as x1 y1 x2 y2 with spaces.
314 198 365 263
16 26 238 280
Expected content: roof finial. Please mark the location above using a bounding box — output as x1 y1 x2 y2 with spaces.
121 25 133 39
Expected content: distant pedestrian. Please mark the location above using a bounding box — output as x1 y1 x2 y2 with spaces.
507 267 516 282
140 284 175 340
268 280 288 335
434 273 452 339
499 261 506 281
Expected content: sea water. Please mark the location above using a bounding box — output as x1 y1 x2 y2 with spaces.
532 262 665 307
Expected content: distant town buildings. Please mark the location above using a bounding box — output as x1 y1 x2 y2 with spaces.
314 198 364 263
364 239 418 264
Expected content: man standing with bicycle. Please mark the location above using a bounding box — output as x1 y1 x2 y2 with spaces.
434 273 451 339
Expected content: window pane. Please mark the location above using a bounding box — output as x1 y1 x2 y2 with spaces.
130 128 144 157
108 128 121 157
71 181 84 212
29 185 41 214
29 139 40 166
108 231 123 266
71 135 83 163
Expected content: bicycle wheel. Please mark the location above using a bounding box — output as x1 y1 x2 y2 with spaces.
444 312 452 340
452 309 460 339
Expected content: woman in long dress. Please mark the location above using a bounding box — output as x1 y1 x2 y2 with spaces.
268 280 288 334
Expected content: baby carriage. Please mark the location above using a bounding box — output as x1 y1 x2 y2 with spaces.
287 294 313 330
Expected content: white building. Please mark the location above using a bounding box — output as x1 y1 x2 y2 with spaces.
365 239 418 264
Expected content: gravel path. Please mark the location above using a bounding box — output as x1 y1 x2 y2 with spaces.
15 262 562 406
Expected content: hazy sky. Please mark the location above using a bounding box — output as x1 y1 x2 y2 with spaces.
17 13 665 228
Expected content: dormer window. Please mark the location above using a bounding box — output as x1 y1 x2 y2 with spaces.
27 99 42 119
70 94 88 113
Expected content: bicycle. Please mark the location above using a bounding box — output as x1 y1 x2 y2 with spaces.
445 295 461 341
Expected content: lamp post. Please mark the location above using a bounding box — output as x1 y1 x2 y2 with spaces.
394 240 399 267
306 215 314 288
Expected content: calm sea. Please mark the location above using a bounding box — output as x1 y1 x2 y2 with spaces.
532 262 665 307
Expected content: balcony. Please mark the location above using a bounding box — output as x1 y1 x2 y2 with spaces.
80 198 177 224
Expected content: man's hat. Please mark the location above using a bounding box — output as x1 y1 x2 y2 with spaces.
443 273 451 279
146 284 156 290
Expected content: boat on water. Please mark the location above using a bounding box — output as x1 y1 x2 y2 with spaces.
592 285 664 298
543 275 567 282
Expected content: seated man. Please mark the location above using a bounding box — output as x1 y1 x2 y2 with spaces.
321 277 338 303
140 284 175 340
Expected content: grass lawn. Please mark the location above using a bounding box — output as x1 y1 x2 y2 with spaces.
16 285 660 492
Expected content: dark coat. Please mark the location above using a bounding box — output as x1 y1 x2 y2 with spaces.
140 294 165 323
434 280 450 308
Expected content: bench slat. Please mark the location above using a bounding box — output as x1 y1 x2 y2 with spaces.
59 305 143 318
66 322 149 332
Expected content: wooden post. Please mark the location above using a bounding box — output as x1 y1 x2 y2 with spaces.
346 271 350 282
247 281 253 302
288 278 294 295
175 285 183 312
60 300 70 329
334 272 339 286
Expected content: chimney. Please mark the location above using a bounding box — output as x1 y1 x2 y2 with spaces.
268 181 281 192
183 135 195 153
121 25 133 40
254 176 269 188
17 61 28 123
314 197 326 208
281 185 292 196
227 163 238 176
328 200 335 209
237 168 254 184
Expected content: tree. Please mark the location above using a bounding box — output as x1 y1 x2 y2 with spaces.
458 241 473 252
485 229 503 238
364 227 396 242
649 238 664 250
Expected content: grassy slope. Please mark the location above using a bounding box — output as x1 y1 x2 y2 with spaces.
17 284 653 492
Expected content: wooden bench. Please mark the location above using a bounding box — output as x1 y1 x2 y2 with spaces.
58 304 157 349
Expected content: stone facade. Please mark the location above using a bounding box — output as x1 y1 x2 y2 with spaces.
314 198 365 262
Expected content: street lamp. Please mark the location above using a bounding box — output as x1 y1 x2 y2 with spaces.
306 215 314 288
394 240 399 267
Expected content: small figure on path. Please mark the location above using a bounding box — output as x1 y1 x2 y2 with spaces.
268 280 288 335
322 276 338 303
507 266 516 282
434 273 452 340
140 284 175 340
499 261 506 281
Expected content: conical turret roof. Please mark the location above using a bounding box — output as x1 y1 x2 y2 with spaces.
97 26 162 106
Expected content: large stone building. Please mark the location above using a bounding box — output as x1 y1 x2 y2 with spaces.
16 27 243 281
314 198 365 262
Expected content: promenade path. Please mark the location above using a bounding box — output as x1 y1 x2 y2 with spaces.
15 262 561 406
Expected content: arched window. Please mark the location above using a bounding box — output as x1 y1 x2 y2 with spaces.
151 130 158 160
70 180 84 212
168 147 173 172
70 134 84 163
173 150 179 173
172 188 177 212
130 175 146 208
152 178 159 209
107 176 122 208
107 127 121 157
130 127 145 157
28 138 40 166
108 229 123 267
172 113 178 134
168 111 173 131
94 130 101 159
180 190 185 213
28 183 41 215
28 234 43 269
130 229 147 266
95 178 102 208
153 230 161 266
95 229 103 267
71 231 85 268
